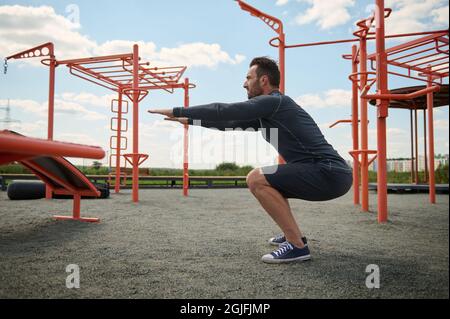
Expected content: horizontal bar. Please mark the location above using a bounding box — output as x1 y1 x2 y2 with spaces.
364 85 440 100
57 53 133 65
367 32 448 59
410 55 449 68
283 30 449 49
389 43 448 63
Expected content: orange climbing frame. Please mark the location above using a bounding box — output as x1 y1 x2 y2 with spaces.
5 43 196 202
237 0 449 223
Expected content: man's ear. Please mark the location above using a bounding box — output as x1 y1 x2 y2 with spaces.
260 75 269 87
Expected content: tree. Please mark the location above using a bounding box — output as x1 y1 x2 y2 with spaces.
216 162 239 171
92 161 102 170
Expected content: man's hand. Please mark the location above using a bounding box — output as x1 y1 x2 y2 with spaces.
164 117 190 125
147 109 174 117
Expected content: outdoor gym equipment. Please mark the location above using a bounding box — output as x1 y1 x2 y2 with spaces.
4 43 195 202
0 130 105 222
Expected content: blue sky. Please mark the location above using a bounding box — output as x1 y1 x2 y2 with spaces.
0 0 448 169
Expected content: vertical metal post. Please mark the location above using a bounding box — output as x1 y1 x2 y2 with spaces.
414 108 419 183
375 0 389 223
278 32 286 165
423 109 428 182
132 44 139 203
351 45 360 205
427 70 436 203
359 37 369 212
46 47 56 200
410 110 415 183
73 194 81 219
183 78 190 197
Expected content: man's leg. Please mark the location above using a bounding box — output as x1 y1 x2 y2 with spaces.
246 168 305 248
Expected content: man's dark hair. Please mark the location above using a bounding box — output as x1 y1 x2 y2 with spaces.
250 57 280 88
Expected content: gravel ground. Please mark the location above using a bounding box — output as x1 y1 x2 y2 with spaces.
0 188 448 299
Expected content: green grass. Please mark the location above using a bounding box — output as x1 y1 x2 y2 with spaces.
1 163 448 184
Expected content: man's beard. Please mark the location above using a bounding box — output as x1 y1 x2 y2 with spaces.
247 85 264 99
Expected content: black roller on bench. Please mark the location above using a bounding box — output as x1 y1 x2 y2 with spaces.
7 180 110 200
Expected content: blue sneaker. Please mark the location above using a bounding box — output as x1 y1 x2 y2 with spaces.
268 234 308 246
262 242 311 264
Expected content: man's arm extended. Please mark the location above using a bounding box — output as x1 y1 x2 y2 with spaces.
173 95 281 121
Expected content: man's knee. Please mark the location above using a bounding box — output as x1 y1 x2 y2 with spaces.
246 168 267 193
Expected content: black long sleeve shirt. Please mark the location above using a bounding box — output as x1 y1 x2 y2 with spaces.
172 91 346 165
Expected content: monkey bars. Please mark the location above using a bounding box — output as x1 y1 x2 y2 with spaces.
5 43 195 202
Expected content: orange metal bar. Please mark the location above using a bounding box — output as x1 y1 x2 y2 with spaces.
375 0 389 223
183 78 190 197
54 194 100 223
360 35 370 212
0 131 105 159
423 110 427 182
389 43 448 63
364 85 440 100
56 54 133 66
69 66 119 92
329 119 351 128
409 110 414 183
132 44 140 203
427 70 436 203
414 108 419 183
351 45 360 206
278 30 449 49
236 0 286 165
367 32 448 59
46 48 56 199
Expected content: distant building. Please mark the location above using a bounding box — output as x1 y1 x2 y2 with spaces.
367 155 448 172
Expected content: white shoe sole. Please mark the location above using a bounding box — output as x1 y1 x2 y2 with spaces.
261 254 311 264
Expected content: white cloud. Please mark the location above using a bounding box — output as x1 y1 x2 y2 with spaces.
2 120 47 138
0 94 108 121
434 119 449 130
0 5 245 69
383 0 449 35
276 0 290 6
432 6 449 25
58 92 117 109
294 0 355 29
57 132 103 146
295 89 352 109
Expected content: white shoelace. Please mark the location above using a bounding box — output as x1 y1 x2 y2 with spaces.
272 242 293 257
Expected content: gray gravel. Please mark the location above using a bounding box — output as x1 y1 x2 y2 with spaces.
0 188 448 299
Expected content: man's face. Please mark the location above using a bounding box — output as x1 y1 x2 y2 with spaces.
244 65 264 99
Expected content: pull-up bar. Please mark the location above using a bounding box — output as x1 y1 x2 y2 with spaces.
5 43 195 202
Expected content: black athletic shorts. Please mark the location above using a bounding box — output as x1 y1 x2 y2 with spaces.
262 159 353 201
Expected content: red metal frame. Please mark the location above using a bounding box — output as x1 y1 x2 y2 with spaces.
237 0 449 223
236 0 286 165
6 43 196 202
0 130 105 222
